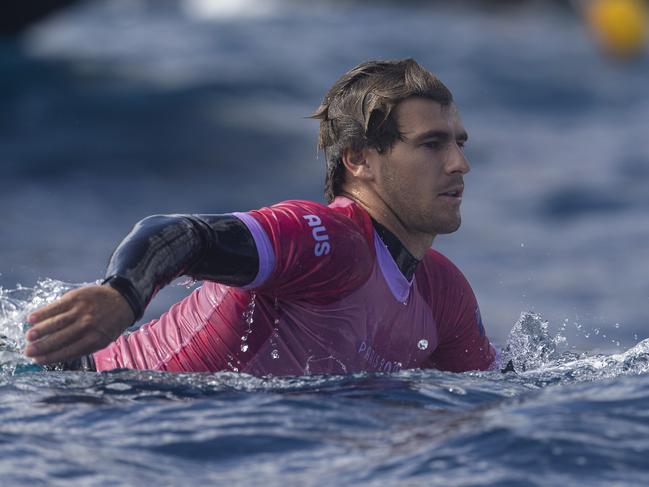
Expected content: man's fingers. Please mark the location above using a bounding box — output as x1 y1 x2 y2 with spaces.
24 318 105 359
27 296 74 324
30 334 100 365
25 310 78 342
23 284 133 364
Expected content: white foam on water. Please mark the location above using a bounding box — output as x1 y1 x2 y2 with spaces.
500 311 649 385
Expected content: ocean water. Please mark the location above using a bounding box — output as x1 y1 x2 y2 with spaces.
2 280 649 486
1 0 649 484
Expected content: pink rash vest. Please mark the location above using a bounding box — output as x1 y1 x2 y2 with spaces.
93 197 496 375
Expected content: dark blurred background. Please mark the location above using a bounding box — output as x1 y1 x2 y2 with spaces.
1 0 648 350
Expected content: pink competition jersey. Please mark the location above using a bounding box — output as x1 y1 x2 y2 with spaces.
93 197 496 375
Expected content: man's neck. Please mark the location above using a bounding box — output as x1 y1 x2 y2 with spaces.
339 188 435 259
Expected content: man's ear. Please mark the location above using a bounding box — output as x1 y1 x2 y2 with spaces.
341 147 375 182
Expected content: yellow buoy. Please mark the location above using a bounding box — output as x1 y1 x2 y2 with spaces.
585 0 648 58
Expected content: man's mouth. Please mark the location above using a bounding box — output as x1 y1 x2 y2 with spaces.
438 186 464 198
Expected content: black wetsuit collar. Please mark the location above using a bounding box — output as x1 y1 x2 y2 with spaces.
371 218 420 281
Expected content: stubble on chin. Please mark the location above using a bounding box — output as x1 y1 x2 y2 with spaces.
421 210 461 236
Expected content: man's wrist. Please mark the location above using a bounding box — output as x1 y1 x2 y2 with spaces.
101 275 144 322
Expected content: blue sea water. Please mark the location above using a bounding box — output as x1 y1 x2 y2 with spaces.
3 280 649 486
1 0 649 485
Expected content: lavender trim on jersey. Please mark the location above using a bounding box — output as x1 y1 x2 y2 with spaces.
373 231 414 303
232 212 275 289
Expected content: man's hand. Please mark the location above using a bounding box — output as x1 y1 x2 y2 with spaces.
23 285 135 365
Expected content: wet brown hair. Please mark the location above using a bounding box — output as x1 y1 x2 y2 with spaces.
311 59 454 202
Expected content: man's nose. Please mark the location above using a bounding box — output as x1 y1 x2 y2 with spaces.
447 144 471 175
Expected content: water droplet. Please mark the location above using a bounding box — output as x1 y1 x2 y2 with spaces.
417 339 428 350
274 318 280 325
634 334 639 341
594 328 600 335
520 243 525 248
241 335 248 341
240 344 249 352
447 386 466 395
615 323 620 329
271 349 279 359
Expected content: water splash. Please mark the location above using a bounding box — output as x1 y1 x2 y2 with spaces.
501 311 565 372
521 338 649 385
498 311 649 386
175 277 198 289
0 279 83 374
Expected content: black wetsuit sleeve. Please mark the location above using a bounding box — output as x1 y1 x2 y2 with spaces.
102 214 259 322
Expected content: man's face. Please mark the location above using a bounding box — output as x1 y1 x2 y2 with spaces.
373 97 470 239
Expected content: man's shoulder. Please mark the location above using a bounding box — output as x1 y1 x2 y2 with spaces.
258 197 373 240
240 197 375 299
266 199 328 211
422 248 459 272
419 248 472 292
269 196 364 216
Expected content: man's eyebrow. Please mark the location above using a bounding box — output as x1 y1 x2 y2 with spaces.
407 129 469 144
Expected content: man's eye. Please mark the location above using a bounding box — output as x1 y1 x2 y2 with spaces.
422 141 442 150
457 140 466 149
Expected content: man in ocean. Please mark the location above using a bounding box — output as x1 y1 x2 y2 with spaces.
24 58 497 374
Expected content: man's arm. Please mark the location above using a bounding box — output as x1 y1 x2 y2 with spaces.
24 214 259 364
101 214 258 320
